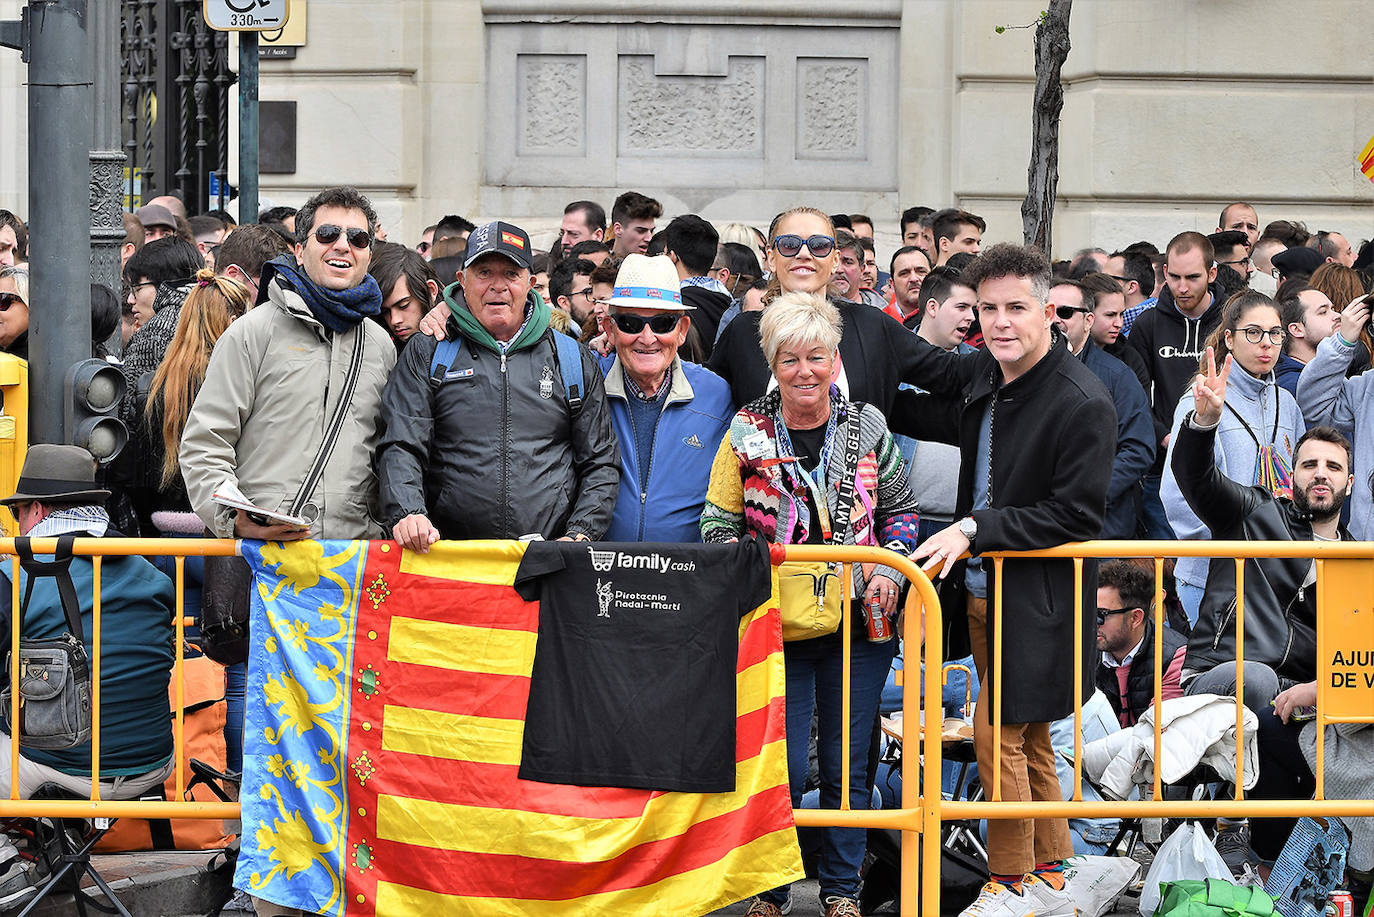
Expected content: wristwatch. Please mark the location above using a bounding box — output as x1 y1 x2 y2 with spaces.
958 516 978 548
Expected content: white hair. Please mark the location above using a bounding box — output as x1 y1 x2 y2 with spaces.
759 290 841 367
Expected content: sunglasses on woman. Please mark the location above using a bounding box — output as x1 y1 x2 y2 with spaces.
610 312 681 335
771 234 836 258
312 224 373 249
0 292 23 310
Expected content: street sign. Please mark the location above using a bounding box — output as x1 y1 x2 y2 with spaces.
203 0 290 32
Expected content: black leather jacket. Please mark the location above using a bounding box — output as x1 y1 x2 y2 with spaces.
377 298 620 541
1172 416 1346 683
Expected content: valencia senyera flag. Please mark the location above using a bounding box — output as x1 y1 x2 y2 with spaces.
235 539 801 916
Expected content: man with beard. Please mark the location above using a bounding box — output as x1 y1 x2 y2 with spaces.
1172 351 1354 874
1174 352 1352 714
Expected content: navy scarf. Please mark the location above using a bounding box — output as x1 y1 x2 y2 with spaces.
260 255 382 334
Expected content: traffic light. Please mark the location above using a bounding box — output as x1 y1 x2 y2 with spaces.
64 360 127 463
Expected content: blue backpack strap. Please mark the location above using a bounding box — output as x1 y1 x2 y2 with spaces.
553 331 584 414
429 336 463 384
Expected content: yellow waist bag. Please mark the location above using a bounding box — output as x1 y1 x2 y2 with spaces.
777 409 864 642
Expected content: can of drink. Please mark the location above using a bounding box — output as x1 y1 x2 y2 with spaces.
1326 890 1353 917
865 599 893 642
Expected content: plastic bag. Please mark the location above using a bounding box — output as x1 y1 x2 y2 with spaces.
1063 854 1142 917
1139 821 1233 915
1154 878 1277 916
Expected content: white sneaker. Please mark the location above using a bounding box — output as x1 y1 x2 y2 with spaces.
1020 873 1078 917
958 881 1035 917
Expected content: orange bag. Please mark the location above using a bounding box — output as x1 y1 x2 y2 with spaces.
96 656 236 851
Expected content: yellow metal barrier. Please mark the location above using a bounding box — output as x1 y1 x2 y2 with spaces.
0 536 1368 917
934 540 1374 916
0 537 239 823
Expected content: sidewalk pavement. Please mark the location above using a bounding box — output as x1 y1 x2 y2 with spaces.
0 849 230 917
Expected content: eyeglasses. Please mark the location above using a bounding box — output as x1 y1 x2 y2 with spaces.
0 292 24 310
416 241 431 254
312 224 372 249
1054 305 1091 320
772 234 836 258
1235 326 1286 345
1218 258 1251 269
1108 275 1134 285
127 280 157 293
570 286 593 300
610 312 682 335
1095 606 1137 625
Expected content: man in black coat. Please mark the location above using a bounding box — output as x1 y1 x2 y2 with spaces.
902 244 1116 915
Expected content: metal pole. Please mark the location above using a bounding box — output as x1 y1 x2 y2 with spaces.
89 0 126 304
27 0 94 445
238 31 258 224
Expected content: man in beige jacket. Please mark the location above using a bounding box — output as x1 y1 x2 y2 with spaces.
180 186 396 542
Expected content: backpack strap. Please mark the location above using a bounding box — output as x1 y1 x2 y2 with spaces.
552 331 584 415
14 536 84 644
429 336 464 384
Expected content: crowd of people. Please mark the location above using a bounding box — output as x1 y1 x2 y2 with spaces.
0 189 1371 917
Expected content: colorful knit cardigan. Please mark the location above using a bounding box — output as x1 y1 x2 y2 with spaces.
700 389 919 558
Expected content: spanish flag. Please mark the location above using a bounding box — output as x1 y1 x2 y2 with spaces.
235 540 802 916
1360 133 1374 184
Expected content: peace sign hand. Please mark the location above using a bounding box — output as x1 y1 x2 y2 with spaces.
1191 345 1232 427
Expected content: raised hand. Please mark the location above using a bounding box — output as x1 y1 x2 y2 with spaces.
1338 293 1371 346
1191 345 1232 427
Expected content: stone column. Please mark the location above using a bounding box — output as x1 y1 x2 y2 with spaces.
90 0 126 354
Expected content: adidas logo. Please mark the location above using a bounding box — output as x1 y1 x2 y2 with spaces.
683 434 704 449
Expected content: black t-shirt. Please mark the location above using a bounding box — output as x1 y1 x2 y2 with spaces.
514 537 773 792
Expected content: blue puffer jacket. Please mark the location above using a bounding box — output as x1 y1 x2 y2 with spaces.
602 356 734 542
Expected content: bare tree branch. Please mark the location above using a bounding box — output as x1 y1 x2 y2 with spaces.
1022 0 1072 253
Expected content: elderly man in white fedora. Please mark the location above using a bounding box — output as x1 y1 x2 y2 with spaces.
0 445 175 903
598 254 735 541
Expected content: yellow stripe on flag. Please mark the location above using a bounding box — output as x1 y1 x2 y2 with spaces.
375 737 789 858
373 826 806 917
1360 133 1374 180
388 617 537 675
398 539 528 585
381 704 523 766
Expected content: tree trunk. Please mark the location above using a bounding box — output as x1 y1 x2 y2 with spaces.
1021 0 1072 254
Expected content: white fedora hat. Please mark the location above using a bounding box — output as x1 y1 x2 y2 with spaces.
606 254 688 311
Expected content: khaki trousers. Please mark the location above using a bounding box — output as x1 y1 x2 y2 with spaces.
966 594 1074 876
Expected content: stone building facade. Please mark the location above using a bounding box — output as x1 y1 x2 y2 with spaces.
1 0 1371 254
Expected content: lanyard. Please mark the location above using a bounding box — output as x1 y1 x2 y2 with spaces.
774 407 838 542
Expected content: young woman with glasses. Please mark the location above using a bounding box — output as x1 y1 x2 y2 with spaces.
1160 290 1306 626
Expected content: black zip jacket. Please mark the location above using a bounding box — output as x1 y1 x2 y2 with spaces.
1125 282 1225 465
1172 417 1345 683
1095 617 1188 727
377 305 620 541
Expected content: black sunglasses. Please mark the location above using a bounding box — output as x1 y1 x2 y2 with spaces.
772 234 836 258
312 224 372 250
1095 605 1137 625
0 292 23 311
610 312 681 335
1055 305 1091 320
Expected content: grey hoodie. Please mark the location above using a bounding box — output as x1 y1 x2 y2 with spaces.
1295 331 1373 538
1161 363 1305 588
